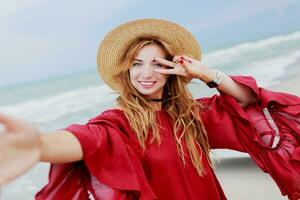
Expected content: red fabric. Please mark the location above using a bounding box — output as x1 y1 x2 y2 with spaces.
36 109 226 200
35 76 300 200
35 162 91 200
199 76 300 200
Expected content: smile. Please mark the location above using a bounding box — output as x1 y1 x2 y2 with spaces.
139 81 157 88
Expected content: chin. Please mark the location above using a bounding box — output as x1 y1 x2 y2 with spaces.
138 90 162 99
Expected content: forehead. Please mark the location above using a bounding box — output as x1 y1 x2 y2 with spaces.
135 44 166 59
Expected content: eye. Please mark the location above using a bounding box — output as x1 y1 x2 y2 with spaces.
132 62 141 67
153 63 163 68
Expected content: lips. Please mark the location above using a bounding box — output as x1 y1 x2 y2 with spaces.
139 81 156 88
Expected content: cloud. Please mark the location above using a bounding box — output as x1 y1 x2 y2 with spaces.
0 0 138 86
187 0 299 32
0 0 299 87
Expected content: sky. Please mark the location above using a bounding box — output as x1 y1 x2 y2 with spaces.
0 0 300 87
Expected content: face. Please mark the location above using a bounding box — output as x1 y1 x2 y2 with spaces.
129 44 168 99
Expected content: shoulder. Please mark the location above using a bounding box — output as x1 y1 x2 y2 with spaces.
87 107 127 126
196 95 219 104
101 107 123 117
195 95 221 113
91 108 123 119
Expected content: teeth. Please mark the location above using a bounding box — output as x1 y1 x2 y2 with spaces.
140 81 155 86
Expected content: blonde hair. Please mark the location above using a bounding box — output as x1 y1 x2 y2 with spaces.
115 36 211 176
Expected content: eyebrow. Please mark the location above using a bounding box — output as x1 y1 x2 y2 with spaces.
134 58 157 62
134 59 143 62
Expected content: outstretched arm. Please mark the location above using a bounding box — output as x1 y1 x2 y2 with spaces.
0 114 83 185
40 130 83 163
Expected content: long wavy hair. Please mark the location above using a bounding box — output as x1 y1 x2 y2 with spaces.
115 36 211 176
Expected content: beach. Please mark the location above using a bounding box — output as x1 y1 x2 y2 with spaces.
213 157 287 200
1 31 300 200
213 66 300 200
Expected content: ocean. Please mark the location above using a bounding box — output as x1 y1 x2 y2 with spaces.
1 30 300 199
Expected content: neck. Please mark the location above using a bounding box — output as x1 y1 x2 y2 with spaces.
148 101 162 111
145 96 163 110
149 98 163 102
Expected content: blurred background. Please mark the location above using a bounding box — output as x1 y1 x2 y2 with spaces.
0 0 300 199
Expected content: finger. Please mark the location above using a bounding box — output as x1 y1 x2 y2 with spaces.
0 114 15 132
180 55 192 61
178 59 188 69
177 59 193 76
0 114 7 133
0 114 28 133
173 55 193 64
173 55 183 63
154 68 179 75
154 57 176 68
0 123 6 134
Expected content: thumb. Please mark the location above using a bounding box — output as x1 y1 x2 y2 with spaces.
0 113 13 132
0 113 31 133
179 59 192 75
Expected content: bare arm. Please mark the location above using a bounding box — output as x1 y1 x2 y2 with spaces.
40 130 83 163
200 69 258 107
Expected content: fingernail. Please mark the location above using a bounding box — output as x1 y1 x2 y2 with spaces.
188 60 192 63
180 56 184 60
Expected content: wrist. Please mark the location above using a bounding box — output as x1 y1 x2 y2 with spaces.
204 69 225 88
198 68 214 83
28 126 43 160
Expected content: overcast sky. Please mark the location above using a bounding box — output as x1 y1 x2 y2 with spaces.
1 0 300 87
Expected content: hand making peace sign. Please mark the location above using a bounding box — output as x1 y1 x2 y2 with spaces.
153 55 212 82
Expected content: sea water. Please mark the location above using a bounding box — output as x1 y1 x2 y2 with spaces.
1 31 300 199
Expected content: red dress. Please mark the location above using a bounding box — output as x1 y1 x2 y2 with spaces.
35 76 300 200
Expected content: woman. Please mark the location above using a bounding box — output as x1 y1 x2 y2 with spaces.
0 19 299 200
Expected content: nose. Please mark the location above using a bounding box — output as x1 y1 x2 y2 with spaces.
141 65 154 78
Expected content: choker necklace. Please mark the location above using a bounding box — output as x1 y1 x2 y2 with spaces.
149 98 163 102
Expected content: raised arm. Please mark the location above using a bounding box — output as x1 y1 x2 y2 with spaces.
0 114 83 185
154 55 258 108
200 69 258 108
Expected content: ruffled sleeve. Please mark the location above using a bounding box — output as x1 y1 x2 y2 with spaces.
198 93 247 152
35 110 156 200
198 75 300 200
197 76 262 152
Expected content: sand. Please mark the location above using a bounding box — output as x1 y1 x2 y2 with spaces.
213 157 288 200
213 66 300 200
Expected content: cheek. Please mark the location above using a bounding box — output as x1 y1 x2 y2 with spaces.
129 69 141 91
157 73 168 83
129 69 137 82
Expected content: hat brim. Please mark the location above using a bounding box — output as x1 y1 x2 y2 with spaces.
97 18 201 91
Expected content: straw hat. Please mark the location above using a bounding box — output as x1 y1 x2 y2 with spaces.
97 18 201 91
